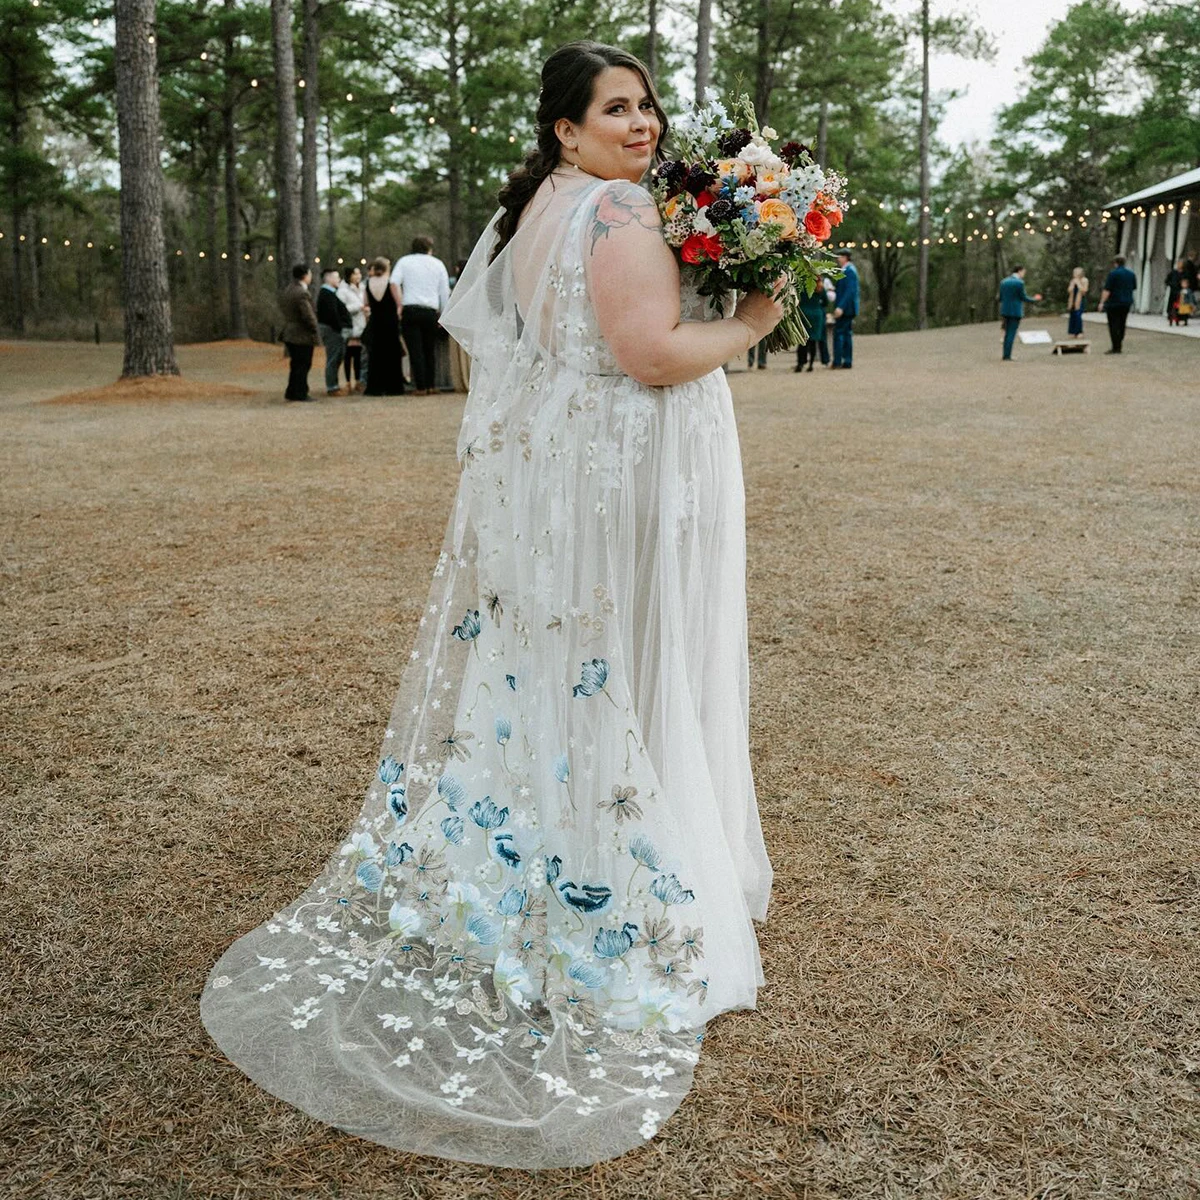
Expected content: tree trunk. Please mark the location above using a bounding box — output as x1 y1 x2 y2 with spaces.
206 147 220 299
754 0 771 123
695 0 712 100
6 97 26 334
324 110 336 257
223 0 247 339
30 212 42 312
646 0 658 80
445 0 462 264
816 96 828 166
114 0 179 376
271 0 303 282
916 0 930 330
301 0 320 263
359 128 368 262
989 210 1001 320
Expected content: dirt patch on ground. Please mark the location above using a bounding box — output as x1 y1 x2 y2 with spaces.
41 375 260 406
2 325 1199 1198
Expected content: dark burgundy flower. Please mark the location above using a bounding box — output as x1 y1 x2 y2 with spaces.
779 140 811 166
707 197 735 224
684 164 717 196
717 128 753 156
658 159 688 192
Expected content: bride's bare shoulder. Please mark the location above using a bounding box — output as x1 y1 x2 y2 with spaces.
587 180 662 255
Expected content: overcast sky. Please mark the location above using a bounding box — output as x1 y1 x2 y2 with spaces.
929 0 1146 148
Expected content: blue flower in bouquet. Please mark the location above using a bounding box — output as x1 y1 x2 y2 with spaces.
386 784 408 823
437 772 465 811
629 834 662 870
495 716 512 745
452 609 481 641
494 832 521 867
470 797 508 829
441 815 464 845
650 873 696 905
356 862 384 893
558 880 612 913
385 840 413 866
569 959 607 990
554 753 570 783
735 185 757 204
497 886 526 916
378 756 404 784
594 922 639 958
572 658 609 698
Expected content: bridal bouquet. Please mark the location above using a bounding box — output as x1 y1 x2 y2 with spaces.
653 91 848 351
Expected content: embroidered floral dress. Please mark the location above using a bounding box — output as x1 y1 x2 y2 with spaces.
201 173 772 1167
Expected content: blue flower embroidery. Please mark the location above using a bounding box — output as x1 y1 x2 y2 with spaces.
650 873 695 905
385 841 413 866
494 832 521 867
572 657 610 698
386 784 408 823
545 854 562 885
378 756 404 784
452 609 482 641
506 673 517 691
629 834 661 870
495 716 512 745
467 914 501 945
437 773 465 811
569 960 607 990
441 816 464 845
497 886 526 916
554 753 570 783
558 880 612 913
469 797 508 829
356 862 384 893
593 922 639 958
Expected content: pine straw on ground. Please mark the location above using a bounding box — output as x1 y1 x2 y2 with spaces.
42 376 259 406
2 324 1198 1199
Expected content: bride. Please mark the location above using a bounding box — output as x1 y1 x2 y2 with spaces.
202 40 783 1168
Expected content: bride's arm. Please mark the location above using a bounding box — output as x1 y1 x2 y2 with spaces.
589 182 783 387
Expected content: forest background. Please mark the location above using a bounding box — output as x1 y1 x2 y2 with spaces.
2 0 1198 346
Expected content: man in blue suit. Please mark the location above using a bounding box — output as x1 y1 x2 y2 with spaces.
998 265 1042 360
831 250 858 369
1098 256 1137 353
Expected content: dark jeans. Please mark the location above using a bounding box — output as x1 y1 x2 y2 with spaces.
799 326 829 367
319 323 345 391
1002 316 1020 359
344 343 362 382
747 341 767 368
284 342 313 399
1105 304 1130 352
402 305 439 390
832 315 853 366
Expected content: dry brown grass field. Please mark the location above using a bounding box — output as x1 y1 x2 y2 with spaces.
3 325 1198 1199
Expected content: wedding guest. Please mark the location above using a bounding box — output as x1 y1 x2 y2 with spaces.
831 250 858 369
998 265 1041 360
363 256 406 396
1066 266 1088 338
795 277 829 371
747 340 767 370
1098 255 1137 354
1166 259 1188 326
391 235 450 395
316 268 353 395
278 263 319 402
338 265 368 390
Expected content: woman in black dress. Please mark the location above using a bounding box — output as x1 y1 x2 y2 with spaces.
363 256 407 395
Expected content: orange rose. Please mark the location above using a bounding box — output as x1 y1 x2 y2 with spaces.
804 209 832 241
758 198 799 240
814 191 843 226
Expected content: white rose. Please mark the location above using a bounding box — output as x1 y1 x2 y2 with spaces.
692 209 715 235
739 142 770 166
760 126 778 140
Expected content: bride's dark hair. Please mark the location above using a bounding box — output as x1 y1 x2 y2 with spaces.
490 41 669 261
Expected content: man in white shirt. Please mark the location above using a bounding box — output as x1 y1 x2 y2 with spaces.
390 235 450 394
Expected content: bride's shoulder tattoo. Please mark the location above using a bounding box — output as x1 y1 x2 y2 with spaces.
589 186 659 254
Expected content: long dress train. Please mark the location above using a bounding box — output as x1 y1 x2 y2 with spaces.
201 173 772 1167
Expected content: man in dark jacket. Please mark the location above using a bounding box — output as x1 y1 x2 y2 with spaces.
278 264 320 402
316 267 353 394
998 266 1042 360
1098 256 1138 353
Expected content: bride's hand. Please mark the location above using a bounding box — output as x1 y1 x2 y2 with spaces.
734 283 786 345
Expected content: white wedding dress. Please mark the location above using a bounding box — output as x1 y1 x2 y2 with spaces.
201 172 772 1167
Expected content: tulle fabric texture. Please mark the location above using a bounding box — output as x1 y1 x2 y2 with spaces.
201 173 772 1167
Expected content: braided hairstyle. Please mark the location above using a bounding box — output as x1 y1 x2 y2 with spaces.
490 41 669 262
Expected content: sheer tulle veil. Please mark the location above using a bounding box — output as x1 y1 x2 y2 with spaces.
201 172 772 1167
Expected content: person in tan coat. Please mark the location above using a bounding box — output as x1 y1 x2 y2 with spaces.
278 264 320 401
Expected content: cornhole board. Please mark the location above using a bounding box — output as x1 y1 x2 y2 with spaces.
1053 340 1090 354
1017 329 1053 345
